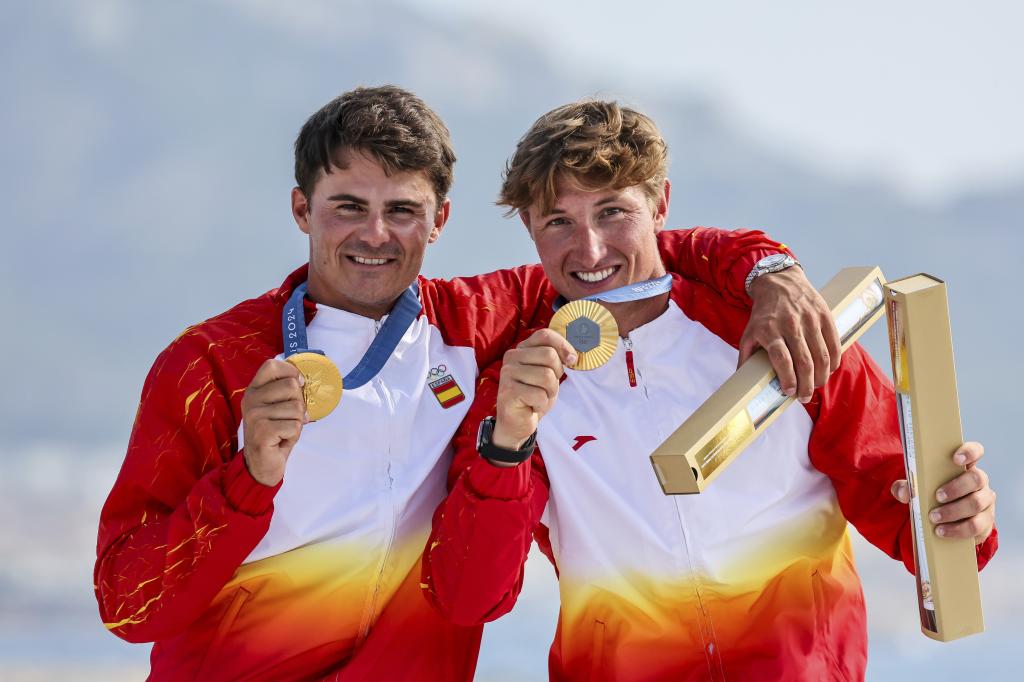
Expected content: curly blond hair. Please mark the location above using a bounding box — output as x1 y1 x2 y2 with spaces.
498 100 668 216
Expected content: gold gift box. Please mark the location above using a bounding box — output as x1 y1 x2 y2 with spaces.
650 266 886 494
885 274 984 641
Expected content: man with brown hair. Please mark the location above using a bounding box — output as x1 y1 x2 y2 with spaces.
423 100 998 681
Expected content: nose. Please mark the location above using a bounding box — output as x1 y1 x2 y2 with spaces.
574 221 606 266
358 211 390 248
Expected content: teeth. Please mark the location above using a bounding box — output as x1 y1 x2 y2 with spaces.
353 256 389 265
575 267 616 283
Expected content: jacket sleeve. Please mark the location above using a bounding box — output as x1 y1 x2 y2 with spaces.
421 362 551 627
656 226 792 307
94 337 279 643
805 344 998 574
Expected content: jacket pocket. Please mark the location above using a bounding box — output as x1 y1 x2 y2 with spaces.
194 585 253 681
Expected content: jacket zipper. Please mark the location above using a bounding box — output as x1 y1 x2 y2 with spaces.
359 326 399 641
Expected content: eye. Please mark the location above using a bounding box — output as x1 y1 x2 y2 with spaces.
337 203 364 214
600 207 625 218
390 205 413 214
545 217 569 227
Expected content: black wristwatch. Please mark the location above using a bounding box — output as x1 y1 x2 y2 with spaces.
476 416 537 464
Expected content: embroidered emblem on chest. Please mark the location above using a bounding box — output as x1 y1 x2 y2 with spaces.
428 365 465 408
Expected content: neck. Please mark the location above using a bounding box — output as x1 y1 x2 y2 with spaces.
604 292 671 337
305 277 394 321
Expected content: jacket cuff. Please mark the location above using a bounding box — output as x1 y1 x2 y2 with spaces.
975 525 999 571
464 457 533 500
223 451 281 516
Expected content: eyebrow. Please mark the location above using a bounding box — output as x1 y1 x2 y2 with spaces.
385 199 425 210
326 193 367 205
546 193 622 216
325 194 425 210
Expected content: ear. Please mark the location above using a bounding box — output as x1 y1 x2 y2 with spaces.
653 179 670 233
427 198 451 244
292 187 311 235
519 210 535 241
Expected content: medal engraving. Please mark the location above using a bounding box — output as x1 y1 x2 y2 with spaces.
549 299 618 371
566 317 601 353
286 352 343 421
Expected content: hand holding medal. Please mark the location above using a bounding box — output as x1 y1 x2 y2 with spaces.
548 274 672 370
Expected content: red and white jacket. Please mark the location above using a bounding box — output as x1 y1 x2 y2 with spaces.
94 228 780 681
422 273 999 682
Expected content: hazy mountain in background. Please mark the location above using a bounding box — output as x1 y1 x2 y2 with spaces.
1 1 1019 679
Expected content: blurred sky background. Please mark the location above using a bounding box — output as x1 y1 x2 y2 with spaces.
2 0 1022 679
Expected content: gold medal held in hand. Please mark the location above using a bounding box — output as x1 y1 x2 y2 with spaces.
286 352 343 421
549 299 618 371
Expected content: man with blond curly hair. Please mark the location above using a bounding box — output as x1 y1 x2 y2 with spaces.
423 100 998 681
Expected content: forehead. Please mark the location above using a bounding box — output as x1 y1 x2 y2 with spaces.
532 177 647 215
312 150 435 201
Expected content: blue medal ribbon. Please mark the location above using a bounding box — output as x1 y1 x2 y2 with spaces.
282 282 421 390
553 273 673 311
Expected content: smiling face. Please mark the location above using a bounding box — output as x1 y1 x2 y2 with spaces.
523 176 669 299
291 150 449 318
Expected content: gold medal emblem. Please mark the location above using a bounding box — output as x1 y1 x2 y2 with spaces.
549 299 618 371
286 352 343 421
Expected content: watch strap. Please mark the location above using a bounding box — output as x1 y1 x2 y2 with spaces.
477 417 537 464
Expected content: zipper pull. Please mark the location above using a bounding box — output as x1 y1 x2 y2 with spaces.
623 337 638 388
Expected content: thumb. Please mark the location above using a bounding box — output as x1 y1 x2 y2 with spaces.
890 480 910 504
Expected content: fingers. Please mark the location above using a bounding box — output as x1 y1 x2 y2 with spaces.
503 378 556 414
499 362 561 403
890 479 910 504
785 330 815 403
247 412 304 443
763 339 797 398
803 319 832 391
954 442 984 467
737 331 758 368
935 467 989 504
506 336 569 378
521 328 578 366
821 311 842 374
929 488 996 529
250 358 301 390
931 498 996 542
253 376 305 405
246 397 306 423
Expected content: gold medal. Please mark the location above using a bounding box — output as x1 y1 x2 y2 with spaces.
286 352 343 421
549 299 618 371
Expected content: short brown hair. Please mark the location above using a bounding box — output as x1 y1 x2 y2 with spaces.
294 85 456 209
498 100 668 216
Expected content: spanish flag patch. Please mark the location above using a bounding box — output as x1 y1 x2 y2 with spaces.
428 365 465 408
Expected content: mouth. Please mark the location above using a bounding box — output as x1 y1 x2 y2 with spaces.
572 266 620 285
347 255 396 267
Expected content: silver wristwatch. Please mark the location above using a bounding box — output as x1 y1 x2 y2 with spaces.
744 254 801 293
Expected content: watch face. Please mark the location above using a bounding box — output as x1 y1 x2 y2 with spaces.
759 254 788 268
477 418 492 450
